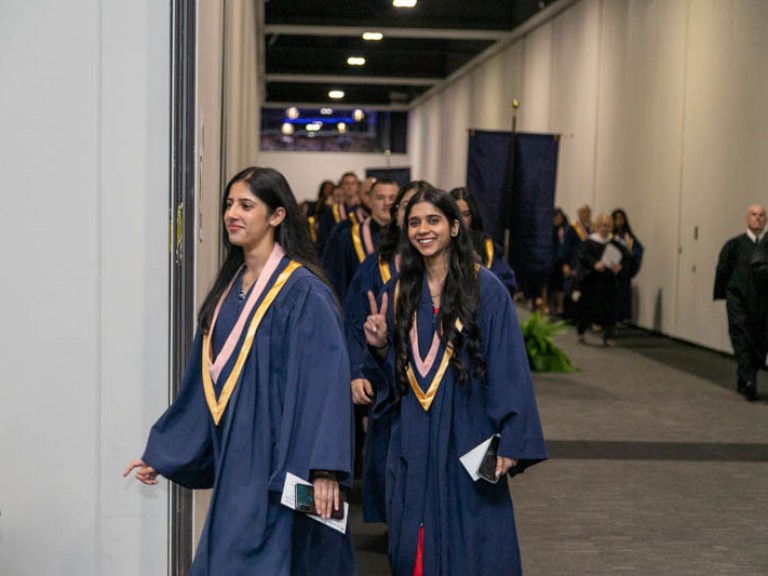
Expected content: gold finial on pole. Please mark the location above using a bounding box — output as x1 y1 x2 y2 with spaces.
511 99 520 133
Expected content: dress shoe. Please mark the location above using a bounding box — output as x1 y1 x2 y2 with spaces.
742 381 757 402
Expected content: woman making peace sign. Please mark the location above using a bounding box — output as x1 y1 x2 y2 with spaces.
365 186 547 576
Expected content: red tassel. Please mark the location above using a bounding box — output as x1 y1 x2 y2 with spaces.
413 525 424 576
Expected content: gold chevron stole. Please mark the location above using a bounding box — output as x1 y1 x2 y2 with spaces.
351 223 366 262
378 257 392 284
202 261 302 425
484 237 494 268
394 281 464 412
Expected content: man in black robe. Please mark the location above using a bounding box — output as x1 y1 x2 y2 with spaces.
714 204 768 401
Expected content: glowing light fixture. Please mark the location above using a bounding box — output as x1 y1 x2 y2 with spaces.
328 90 345 99
362 32 383 41
352 109 365 122
337 122 347 134
347 56 366 66
306 121 323 132
285 106 300 119
393 0 417 7
281 123 294 135
320 108 333 115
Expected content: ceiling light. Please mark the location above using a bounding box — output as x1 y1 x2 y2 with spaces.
393 0 417 7
281 123 294 135
320 108 333 115
347 56 366 66
337 122 347 134
362 32 383 41
285 106 299 119
328 90 345 99
306 122 323 132
352 109 365 122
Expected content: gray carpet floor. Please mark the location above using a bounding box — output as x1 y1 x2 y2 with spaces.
351 322 768 575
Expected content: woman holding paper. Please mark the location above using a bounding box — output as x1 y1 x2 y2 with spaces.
575 212 629 346
124 167 355 575
364 187 547 575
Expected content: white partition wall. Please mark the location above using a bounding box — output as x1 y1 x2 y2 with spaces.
0 1 170 574
407 0 768 352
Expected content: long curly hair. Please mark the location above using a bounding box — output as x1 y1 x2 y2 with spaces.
394 187 486 395
198 167 328 333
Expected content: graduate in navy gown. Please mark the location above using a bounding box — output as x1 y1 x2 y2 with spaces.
364 187 547 575
345 180 432 523
449 187 517 295
124 167 355 576
316 171 367 256
323 178 399 301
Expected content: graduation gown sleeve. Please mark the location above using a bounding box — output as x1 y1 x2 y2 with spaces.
478 270 547 474
142 331 215 489
271 273 355 490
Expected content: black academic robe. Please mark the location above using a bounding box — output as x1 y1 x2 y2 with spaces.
576 237 628 327
613 231 644 321
714 233 768 378
379 268 547 575
142 259 355 576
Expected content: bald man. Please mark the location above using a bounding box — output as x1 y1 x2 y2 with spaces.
714 204 768 401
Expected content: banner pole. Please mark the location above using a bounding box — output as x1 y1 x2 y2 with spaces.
503 99 520 260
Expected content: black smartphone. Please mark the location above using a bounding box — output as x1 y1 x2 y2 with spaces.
477 435 501 484
295 484 345 520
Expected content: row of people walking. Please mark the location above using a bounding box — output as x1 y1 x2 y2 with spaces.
551 203 645 345
125 167 547 575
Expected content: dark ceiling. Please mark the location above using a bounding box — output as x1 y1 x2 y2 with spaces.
262 0 555 110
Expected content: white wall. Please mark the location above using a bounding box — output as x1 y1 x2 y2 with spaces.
0 1 170 574
258 151 411 202
407 0 768 352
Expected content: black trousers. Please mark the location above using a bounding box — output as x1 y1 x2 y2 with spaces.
726 296 766 384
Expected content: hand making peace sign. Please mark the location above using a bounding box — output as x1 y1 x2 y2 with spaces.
363 290 389 349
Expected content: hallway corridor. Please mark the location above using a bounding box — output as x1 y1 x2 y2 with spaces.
352 324 768 575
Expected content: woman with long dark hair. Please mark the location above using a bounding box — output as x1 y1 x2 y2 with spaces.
364 187 547 575
124 167 355 575
611 208 644 321
344 180 431 523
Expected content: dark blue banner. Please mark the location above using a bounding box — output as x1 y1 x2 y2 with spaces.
466 130 559 294
366 167 411 188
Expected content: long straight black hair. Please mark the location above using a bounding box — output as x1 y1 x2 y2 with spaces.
393 187 486 394
197 167 327 333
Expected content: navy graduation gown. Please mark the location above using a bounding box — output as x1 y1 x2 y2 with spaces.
383 268 547 576
344 252 398 522
323 218 382 301
142 259 355 576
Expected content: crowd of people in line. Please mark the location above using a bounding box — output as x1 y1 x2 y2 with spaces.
123 167 767 574
549 202 645 347
125 168 547 575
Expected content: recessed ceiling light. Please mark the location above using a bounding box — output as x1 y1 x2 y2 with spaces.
306 122 323 132
362 32 383 41
337 122 347 133
352 109 365 122
320 108 333 115
347 56 366 66
285 106 300 119
393 0 417 7
281 123 294 135
328 90 345 99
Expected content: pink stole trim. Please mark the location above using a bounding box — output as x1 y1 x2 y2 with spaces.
207 244 286 384
362 218 375 255
410 316 442 379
